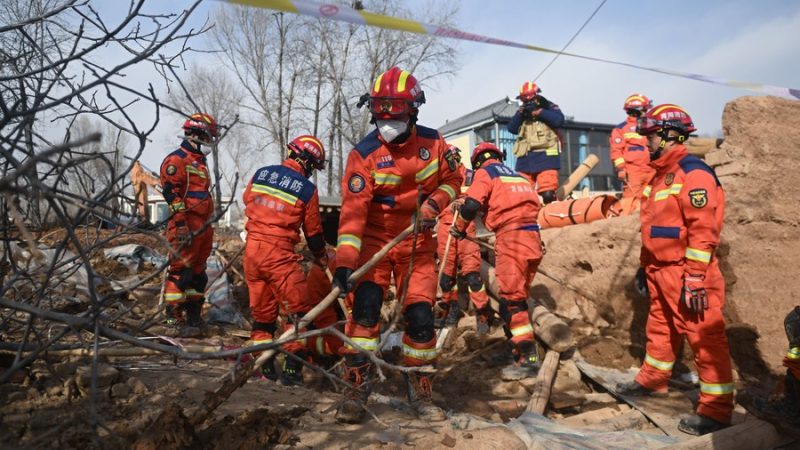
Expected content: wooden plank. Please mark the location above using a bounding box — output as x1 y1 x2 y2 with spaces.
525 350 560 414
559 404 631 427
662 418 786 450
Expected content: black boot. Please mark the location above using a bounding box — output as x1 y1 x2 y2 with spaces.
281 352 306 386
444 302 461 327
501 340 541 381
475 306 492 335
260 357 279 381
404 372 446 421
164 303 184 326
615 380 668 398
335 354 372 424
678 414 729 435
183 299 204 328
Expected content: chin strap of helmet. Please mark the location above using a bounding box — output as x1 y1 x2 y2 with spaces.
650 126 687 160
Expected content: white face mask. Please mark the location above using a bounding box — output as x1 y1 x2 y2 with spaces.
376 120 408 143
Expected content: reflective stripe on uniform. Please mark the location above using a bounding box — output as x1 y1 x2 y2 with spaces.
644 353 674 371
499 176 529 184
337 234 362 251
415 159 439 183
788 347 800 360
250 184 299 205
653 183 683 201
642 186 652 198
403 344 437 361
510 323 534 337
374 172 402 185
700 381 734 395
345 336 378 352
545 147 559 156
614 157 625 167
437 184 456 201
316 337 326 355
251 339 273 346
185 166 207 178
164 292 185 303
685 247 712 264
623 132 642 139
170 202 185 212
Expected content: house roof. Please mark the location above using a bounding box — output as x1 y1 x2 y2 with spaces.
437 97 517 136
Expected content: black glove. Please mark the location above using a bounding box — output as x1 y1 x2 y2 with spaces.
464 272 483 292
785 305 800 348
439 273 456 293
682 273 708 313
449 224 466 240
332 267 354 297
634 267 649 299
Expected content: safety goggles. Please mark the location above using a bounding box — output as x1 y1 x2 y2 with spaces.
368 97 415 118
636 116 663 136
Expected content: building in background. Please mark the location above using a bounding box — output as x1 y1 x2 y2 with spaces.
438 98 621 193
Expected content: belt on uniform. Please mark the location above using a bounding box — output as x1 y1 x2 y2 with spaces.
517 224 540 232
185 191 209 199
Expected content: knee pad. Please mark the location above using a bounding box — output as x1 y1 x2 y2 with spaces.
540 190 556 205
404 302 434 343
499 298 528 322
352 281 383 327
464 272 483 292
190 271 209 293
168 268 193 291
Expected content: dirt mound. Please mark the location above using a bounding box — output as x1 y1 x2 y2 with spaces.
539 95 800 379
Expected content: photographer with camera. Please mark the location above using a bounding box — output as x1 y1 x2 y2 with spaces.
507 81 565 204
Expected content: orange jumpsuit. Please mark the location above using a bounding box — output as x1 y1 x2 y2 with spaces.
304 249 345 358
610 116 655 206
243 159 326 353
455 162 542 346
160 140 214 308
337 126 462 366
636 144 733 424
436 167 489 311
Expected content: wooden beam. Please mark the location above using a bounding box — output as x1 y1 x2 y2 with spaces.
662 419 786 450
525 350 560 415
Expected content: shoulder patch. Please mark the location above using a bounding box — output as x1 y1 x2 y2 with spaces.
415 125 440 140
165 164 177 176
679 155 721 187
689 188 708 208
354 129 382 158
348 174 366 193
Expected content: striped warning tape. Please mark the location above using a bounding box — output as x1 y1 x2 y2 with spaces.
224 0 800 100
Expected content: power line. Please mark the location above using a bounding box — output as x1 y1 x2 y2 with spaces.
534 0 607 82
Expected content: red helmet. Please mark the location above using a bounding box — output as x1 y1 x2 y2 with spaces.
182 112 218 143
517 81 541 102
470 142 503 169
623 93 652 112
637 103 697 136
288 135 325 170
368 66 425 120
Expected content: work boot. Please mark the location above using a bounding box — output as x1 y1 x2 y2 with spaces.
183 300 204 328
614 380 668 398
475 307 492 335
404 372 446 421
280 353 305 387
501 341 541 381
164 304 184 326
677 413 729 436
444 302 461 327
752 371 800 425
260 357 279 382
434 302 451 329
335 354 372 424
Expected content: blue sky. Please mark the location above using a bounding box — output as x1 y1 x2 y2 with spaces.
98 0 800 171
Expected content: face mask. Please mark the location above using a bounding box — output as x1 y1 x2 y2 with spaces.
376 120 408 143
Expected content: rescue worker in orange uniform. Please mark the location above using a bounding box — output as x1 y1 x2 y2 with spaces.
436 145 492 334
243 135 328 386
332 67 462 423
614 104 734 436
507 82 565 204
451 142 544 380
160 113 217 333
303 247 346 365
610 94 656 209
753 306 800 424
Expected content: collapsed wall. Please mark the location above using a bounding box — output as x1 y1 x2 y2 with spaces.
536 96 800 376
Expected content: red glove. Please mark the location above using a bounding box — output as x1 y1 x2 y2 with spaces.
450 197 465 214
683 273 708 313
419 199 440 231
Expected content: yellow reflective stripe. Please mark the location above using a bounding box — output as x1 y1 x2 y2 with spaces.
316 337 326 355
185 166 207 178
170 202 185 211
437 184 456 201
510 324 534 337
669 183 683 195
164 292 185 302
250 339 273 346
614 157 625 167
685 247 712 264
700 381 734 395
374 172 402 185
184 289 199 296
402 344 437 361
499 176 529 184
623 132 642 139
298 135 323 148
337 234 362 251
460 185 469 193
545 147 559 156
644 353 674 371
654 189 670 201
372 72 384 93
787 347 800 360
346 336 378 351
643 186 652 197
250 184 300 205
397 70 410 92
415 159 439 183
